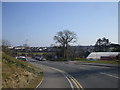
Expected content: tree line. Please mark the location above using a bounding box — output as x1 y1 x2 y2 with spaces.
1 30 120 60
53 30 120 60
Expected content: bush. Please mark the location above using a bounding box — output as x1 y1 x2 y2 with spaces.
50 58 68 61
74 58 87 61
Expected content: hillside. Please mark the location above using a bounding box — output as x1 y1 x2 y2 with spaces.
2 53 43 88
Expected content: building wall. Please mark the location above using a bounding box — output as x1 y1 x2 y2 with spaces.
87 52 119 60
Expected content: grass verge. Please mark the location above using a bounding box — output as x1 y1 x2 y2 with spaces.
2 52 43 88
75 58 119 64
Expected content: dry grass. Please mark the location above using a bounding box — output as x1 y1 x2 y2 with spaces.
2 52 43 88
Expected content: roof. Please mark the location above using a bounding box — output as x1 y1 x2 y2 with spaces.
87 52 119 59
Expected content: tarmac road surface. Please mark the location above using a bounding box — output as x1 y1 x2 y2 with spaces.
28 58 119 89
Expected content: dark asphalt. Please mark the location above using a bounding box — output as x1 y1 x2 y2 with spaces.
28 58 119 89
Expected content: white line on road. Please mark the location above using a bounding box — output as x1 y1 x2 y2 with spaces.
100 72 120 79
35 74 44 88
46 65 84 90
63 73 74 90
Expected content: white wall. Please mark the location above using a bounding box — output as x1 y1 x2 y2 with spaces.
87 52 119 60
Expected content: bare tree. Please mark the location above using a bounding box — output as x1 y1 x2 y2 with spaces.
2 39 11 47
54 30 77 59
2 39 13 55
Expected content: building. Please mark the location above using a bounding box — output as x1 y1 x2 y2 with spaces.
87 52 119 60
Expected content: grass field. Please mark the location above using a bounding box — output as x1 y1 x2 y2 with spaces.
75 58 119 64
2 52 43 88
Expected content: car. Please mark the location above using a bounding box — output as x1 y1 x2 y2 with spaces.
35 56 42 60
32 56 35 59
16 56 27 61
34 56 46 61
87 58 95 61
42 58 46 61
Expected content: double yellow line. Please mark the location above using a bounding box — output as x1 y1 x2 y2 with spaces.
46 65 84 90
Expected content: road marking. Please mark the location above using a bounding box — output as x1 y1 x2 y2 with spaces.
35 73 44 88
63 73 74 90
32 62 84 90
100 72 120 79
67 74 84 90
70 75 84 90
45 65 84 90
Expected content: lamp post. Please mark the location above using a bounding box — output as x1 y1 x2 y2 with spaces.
25 39 28 57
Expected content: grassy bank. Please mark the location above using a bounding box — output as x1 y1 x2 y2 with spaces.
50 58 119 64
2 52 43 88
78 60 119 64
74 58 119 64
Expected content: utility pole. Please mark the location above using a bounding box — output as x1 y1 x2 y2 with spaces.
25 39 28 57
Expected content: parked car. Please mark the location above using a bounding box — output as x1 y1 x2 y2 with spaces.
35 56 42 61
34 56 46 61
42 58 46 61
16 56 27 61
32 56 35 59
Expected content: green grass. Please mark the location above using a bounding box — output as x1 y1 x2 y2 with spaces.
18 52 52 56
2 52 43 88
74 58 86 61
51 58 68 61
73 57 119 64
51 57 119 64
76 59 119 64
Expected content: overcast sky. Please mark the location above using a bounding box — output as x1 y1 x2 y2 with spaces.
3 2 118 47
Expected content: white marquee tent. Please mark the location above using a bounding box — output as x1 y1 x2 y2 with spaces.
87 52 119 60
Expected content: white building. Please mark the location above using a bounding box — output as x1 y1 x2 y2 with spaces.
87 52 119 60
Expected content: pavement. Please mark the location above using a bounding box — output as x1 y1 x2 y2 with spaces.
28 58 119 89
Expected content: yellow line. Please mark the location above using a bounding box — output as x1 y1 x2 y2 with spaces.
68 75 83 89
67 74 82 90
72 77 84 90
45 65 84 90
65 74 79 89
69 76 80 89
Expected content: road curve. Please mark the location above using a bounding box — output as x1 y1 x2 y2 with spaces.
31 62 71 88
28 58 119 89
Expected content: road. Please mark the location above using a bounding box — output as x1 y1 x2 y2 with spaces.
33 63 71 88
28 58 119 89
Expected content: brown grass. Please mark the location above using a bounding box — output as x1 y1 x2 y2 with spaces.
2 52 43 88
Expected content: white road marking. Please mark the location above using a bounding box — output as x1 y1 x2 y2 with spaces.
45 65 84 90
63 73 74 90
32 62 84 90
36 75 44 88
100 72 120 79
